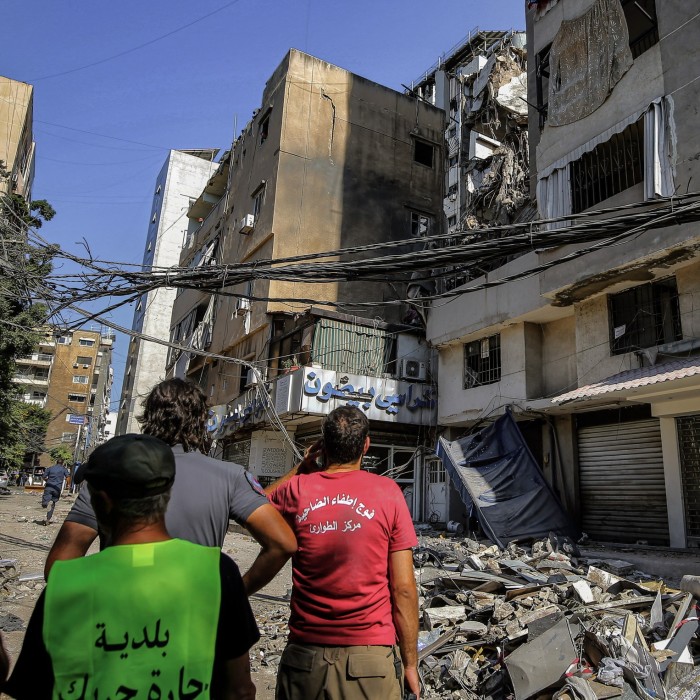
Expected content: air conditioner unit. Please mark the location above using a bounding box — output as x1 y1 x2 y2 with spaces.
73 363 79 368
238 214 255 234
82 364 90 369
399 359 427 382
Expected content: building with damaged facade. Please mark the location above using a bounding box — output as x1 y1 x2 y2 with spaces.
166 49 444 520
426 0 700 549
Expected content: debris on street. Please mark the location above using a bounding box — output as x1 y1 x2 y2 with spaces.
412 532 700 699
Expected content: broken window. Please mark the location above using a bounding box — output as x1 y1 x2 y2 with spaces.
413 139 434 168
259 111 270 145
410 211 434 238
609 277 682 355
68 393 87 403
621 0 658 58
535 44 550 130
252 183 266 218
570 117 643 214
464 334 501 389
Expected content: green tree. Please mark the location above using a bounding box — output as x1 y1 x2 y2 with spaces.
49 445 73 464
0 164 57 467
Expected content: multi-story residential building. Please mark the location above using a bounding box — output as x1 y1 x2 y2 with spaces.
42 329 114 467
168 49 443 519
0 75 35 199
116 149 219 434
11 328 55 410
426 0 700 547
409 29 529 239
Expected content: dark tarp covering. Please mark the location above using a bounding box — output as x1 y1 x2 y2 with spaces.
436 410 579 547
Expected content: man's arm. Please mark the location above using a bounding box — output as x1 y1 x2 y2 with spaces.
390 549 420 699
264 439 324 495
241 504 296 595
221 654 256 700
44 521 97 579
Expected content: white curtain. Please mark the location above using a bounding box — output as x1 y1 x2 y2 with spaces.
644 97 675 199
537 96 676 222
536 165 571 228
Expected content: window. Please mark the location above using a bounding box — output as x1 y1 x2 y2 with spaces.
259 111 270 144
413 139 434 168
447 215 457 228
68 394 87 403
448 155 458 168
79 338 95 347
464 335 501 389
56 335 71 345
252 184 266 218
622 0 658 58
410 211 434 238
570 117 643 214
535 44 551 130
73 375 89 384
76 356 92 365
609 277 682 355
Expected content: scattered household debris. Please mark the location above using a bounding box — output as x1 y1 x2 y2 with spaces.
412 532 699 699
0 557 45 600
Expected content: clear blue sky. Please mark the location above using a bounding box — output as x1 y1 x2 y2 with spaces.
2 0 525 411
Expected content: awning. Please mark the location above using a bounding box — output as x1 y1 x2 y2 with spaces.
552 355 700 404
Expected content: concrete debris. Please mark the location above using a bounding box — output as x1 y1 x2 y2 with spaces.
412 531 699 699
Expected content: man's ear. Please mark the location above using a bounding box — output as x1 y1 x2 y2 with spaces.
362 436 370 455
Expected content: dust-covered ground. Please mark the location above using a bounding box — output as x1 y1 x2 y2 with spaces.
0 486 292 700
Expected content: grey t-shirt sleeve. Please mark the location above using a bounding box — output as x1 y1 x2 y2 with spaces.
65 485 98 531
228 468 270 525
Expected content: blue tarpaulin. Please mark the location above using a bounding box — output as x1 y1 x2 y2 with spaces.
436 410 579 547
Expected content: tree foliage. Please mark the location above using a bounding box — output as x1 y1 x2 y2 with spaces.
49 445 74 464
0 165 57 467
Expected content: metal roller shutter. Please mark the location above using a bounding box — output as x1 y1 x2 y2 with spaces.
578 419 669 545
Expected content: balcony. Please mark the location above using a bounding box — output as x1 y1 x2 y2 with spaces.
12 374 49 387
16 352 53 365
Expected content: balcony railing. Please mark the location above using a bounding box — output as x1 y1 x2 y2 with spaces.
17 352 53 363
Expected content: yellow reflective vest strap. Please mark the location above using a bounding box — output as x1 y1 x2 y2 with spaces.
43 539 221 700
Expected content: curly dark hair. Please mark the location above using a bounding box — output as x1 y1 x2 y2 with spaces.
137 379 208 453
322 406 369 466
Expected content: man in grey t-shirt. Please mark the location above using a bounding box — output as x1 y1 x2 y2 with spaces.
45 379 296 595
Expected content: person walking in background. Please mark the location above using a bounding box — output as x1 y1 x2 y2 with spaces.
3 433 258 700
40 458 69 525
45 378 296 594
266 406 420 700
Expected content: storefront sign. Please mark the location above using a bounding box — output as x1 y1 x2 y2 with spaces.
299 367 436 424
207 392 268 439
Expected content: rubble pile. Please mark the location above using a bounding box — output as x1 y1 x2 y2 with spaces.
413 534 700 700
0 557 44 603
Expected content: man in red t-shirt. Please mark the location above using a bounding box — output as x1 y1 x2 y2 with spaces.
267 406 419 700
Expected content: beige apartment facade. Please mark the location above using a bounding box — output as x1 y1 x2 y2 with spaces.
168 50 443 520
0 76 35 199
427 0 700 547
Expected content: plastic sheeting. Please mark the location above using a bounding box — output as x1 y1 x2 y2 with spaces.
548 0 633 126
436 410 579 547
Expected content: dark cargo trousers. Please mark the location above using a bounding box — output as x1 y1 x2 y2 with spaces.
276 643 403 700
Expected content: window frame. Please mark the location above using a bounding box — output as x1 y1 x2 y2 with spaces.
463 334 502 389
413 138 435 168
609 277 682 355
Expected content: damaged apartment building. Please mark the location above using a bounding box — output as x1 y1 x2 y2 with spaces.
426 0 700 548
164 50 444 520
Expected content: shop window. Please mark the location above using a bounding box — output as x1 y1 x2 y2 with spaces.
609 277 682 354
413 139 434 168
622 0 658 58
464 334 501 389
570 117 644 214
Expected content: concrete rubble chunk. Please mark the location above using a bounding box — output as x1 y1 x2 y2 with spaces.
411 529 699 699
